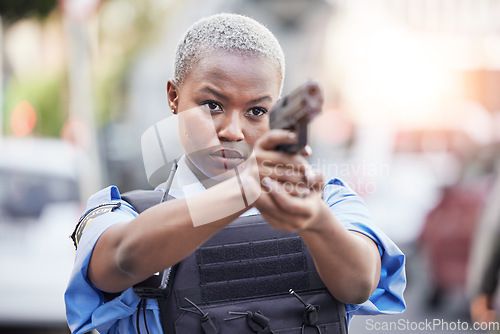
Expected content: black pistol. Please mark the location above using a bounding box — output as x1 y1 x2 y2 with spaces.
269 80 324 153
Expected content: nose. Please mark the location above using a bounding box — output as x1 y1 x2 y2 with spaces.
217 110 244 142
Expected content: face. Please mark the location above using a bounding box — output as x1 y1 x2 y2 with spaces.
167 50 281 183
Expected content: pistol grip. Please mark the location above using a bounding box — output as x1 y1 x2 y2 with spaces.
275 119 308 154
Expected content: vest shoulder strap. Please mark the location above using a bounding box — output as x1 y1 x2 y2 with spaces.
121 190 178 330
121 189 166 213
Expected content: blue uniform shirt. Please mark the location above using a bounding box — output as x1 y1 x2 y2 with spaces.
65 179 406 333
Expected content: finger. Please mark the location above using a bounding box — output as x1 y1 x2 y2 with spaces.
260 173 310 198
262 213 296 232
276 181 311 198
301 145 313 157
262 177 310 217
256 129 297 151
254 192 300 232
254 183 279 215
304 168 326 191
257 150 309 175
260 165 307 185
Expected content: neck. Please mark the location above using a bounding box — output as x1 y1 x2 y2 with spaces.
184 156 223 189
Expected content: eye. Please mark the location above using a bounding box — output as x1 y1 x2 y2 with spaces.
202 101 223 113
245 107 268 118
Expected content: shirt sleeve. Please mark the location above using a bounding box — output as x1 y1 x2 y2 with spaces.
322 179 407 319
64 186 158 334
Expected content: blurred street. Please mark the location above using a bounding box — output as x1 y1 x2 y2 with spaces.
1 0 500 333
350 243 485 334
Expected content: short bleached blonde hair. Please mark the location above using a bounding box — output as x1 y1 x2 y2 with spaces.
174 13 285 89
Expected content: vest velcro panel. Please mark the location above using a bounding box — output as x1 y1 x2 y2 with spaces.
122 190 348 334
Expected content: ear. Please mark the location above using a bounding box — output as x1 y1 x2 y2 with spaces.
166 80 179 114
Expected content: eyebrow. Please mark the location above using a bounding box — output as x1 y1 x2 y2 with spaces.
248 95 272 105
200 87 228 102
199 87 273 105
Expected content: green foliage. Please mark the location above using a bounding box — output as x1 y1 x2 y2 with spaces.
3 74 66 137
0 0 176 136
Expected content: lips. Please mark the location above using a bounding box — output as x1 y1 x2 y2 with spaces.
211 149 244 159
210 149 245 169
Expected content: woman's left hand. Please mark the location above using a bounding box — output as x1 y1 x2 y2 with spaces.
252 129 327 232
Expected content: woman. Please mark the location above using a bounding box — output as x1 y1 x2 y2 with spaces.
65 13 406 334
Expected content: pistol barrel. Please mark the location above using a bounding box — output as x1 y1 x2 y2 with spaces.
269 81 323 153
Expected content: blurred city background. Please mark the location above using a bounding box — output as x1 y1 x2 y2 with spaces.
1 0 500 333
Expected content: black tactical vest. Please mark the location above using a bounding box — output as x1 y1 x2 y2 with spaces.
122 190 348 334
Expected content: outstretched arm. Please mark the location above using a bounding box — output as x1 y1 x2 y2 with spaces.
252 130 381 304
88 175 256 293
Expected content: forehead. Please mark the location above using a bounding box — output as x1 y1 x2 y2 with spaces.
183 51 282 97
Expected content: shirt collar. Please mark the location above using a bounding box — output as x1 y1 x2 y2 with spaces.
156 155 259 217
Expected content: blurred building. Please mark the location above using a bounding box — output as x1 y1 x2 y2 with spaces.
2 2 500 332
